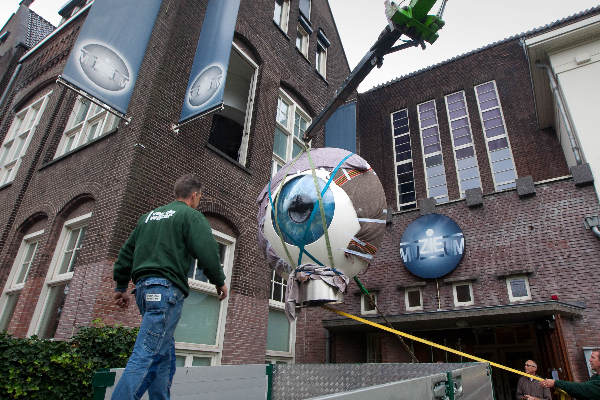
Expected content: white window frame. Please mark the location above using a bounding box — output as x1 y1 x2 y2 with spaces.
417 99 449 204
266 270 296 362
0 92 51 185
296 25 309 58
474 80 518 192
405 287 423 311
174 229 234 365
174 351 215 367
506 275 531 302
360 293 377 315
272 89 310 176
390 109 416 211
299 0 311 20
0 229 44 331
316 43 327 78
273 0 290 33
452 282 474 307
28 212 91 337
444 90 482 197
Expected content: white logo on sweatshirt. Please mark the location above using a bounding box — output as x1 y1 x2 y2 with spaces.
145 210 176 223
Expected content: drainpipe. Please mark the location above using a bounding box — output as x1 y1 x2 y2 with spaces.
0 63 22 110
592 226 600 240
535 62 582 165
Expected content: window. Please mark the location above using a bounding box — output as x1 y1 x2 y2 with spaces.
361 293 377 315
296 25 309 58
506 276 531 302
474 81 517 191
272 90 310 176
0 92 51 185
208 44 258 166
405 287 423 311
444 91 482 196
299 0 311 20
267 270 295 363
417 100 448 204
316 42 327 78
29 213 90 338
390 109 416 211
366 333 382 363
56 96 118 157
273 0 290 32
0 230 43 331
173 230 234 365
452 282 474 307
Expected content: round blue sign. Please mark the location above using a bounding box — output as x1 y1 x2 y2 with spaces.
400 213 465 279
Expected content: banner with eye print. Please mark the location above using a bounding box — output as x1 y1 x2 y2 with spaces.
60 0 163 115
179 0 241 124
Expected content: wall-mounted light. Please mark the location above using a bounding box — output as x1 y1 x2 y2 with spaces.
584 215 600 239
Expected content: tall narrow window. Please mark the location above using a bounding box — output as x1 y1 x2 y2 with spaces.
390 109 416 210
296 25 309 58
56 96 118 157
316 42 327 78
273 0 290 32
417 100 448 203
29 213 90 338
0 92 51 185
266 270 295 364
445 91 482 196
474 81 517 191
272 90 310 176
174 230 234 366
208 44 258 166
299 0 311 21
0 230 44 331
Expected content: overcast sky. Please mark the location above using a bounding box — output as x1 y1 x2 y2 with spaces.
2 0 599 91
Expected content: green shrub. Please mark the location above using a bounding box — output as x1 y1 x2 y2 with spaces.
0 320 138 400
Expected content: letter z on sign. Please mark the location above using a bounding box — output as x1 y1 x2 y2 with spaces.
146 294 162 301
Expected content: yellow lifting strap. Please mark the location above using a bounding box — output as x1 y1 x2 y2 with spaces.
322 305 544 382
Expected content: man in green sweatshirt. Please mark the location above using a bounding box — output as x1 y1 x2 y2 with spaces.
111 173 227 400
541 349 600 400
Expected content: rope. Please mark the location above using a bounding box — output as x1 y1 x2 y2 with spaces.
322 305 544 382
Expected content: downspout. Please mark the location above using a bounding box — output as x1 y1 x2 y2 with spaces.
0 63 22 110
592 226 600 239
535 62 582 165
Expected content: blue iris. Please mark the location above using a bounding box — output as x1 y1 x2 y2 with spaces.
272 175 335 246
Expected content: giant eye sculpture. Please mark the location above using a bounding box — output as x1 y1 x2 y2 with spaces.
257 148 387 318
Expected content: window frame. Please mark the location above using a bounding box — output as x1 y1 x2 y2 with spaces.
174 229 234 365
273 0 290 33
405 287 423 311
417 99 449 204
390 109 417 211
295 25 309 58
55 96 119 157
0 92 51 185
474 80 518 192
0 229 44 331
360 293 377 315
452 282 474 307
28 212 92 337
444 90 482 197
271 89 310 176
316 42 327 78
506 275 532 302
266 270 296 362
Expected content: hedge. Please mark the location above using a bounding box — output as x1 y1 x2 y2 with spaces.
0 320 138 400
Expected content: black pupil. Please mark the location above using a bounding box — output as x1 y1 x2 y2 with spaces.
288 194 314 223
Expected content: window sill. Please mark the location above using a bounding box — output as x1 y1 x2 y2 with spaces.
39 128 118 171
273 20 290 40
205 143 252 175
0 181 12 191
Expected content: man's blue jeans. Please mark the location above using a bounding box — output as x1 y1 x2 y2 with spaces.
111 277 184 400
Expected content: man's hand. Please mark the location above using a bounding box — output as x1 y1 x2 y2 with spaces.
540 379 555 388
114 291 130 308
216 284 228 301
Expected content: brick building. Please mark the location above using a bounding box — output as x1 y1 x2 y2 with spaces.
294 6 600 400
0 0 349 367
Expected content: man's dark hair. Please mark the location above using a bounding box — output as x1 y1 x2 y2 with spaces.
174 174 204 199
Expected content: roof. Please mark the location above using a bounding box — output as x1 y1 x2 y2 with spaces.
25 8 55 48
363 5 600 94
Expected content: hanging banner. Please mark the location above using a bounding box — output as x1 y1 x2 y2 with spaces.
60 0 163 115
179 0 241 124
325 102 357 153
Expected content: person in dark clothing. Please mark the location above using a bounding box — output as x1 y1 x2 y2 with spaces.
516 359 551 400
111 173 228 400
541 349 600 400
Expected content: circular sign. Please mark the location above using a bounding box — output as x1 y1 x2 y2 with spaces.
399 213 465 279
